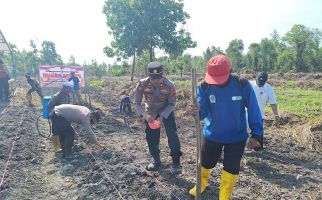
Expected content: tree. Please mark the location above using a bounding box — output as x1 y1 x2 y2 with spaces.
103 0 196 80
308 28 322 71
169 57 184 77
226 39 244 70
40 41 61 65
203 46 224 63
246 43 260 71
260 38 277 71
283 24 313 72
67 55 78 66
29 40 40 74
84 59 108 78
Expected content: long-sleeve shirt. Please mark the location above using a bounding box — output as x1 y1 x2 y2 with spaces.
27 78 40 89
53 104 97 144
135 77 176 119
198 75 263 143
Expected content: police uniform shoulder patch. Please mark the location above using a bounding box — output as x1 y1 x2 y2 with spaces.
139 77 149 83
138 77 149 87
163 78 175 88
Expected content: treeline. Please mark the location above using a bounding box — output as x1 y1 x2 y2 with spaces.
0 40 109 77
1 24 321 78
111 24 322 76
102 0 322 76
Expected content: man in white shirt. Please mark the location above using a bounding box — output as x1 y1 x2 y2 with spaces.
250 72 280 150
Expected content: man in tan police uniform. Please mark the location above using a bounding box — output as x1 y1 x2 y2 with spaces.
135 61 182 173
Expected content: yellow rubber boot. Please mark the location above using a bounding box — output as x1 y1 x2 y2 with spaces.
219 170 239 200
52 135 61 152
189 167 211 197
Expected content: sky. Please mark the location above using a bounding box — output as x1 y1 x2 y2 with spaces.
0 0 321 64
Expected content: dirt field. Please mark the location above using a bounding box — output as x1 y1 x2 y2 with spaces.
0 75 321 200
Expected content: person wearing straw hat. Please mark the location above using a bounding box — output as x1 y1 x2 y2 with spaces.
187 55 263 199
135 61 182 173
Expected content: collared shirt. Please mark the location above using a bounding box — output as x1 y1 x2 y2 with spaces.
135 77 176 119
250 81 277 118
53 104 97 144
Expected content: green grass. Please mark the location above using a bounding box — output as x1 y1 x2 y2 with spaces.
174 79 322 121
107 67 128 76
172 79 191 89
89 79 105 89
274 87 322 120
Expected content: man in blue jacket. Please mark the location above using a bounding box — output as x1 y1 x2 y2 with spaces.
188 55 263 199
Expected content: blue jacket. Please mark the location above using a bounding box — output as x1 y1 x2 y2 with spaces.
197 75 263 143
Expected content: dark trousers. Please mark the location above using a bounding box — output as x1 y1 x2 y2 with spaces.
51 113 75 156
145 112 182 161
201 138 246 175
28 87 43 99
3 82 9 100
0 82 3 100
0 79 8 101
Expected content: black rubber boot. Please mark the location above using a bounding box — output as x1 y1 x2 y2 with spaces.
63 147 76 160
61 147 66 159
171 156 182 174
146 156 161 171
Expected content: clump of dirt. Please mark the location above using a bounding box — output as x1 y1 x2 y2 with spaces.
176 88 191 101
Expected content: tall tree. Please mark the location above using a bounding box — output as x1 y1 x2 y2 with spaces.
283 24 313 72
226 39 244 70
67 55 77 66
260 38 277 71
246 43 260 71
40 41 60 65
103 0 196 80
29 40 39 74
203 46 224 63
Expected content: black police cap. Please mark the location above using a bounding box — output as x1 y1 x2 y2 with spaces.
147 61 163 74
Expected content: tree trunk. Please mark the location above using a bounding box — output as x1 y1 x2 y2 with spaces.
149 46 154 62
131 51 136 82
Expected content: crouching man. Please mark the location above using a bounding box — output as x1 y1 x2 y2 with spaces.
49 104 106 159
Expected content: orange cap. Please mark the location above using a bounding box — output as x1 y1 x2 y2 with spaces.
205 55 231 85
148 120 161 129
